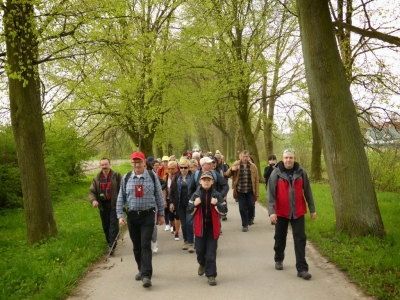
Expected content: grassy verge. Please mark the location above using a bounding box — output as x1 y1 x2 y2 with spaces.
0 163 132 300
307 184 400 300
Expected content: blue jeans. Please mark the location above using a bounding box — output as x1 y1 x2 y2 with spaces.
178 205 194 244
237 191 255 227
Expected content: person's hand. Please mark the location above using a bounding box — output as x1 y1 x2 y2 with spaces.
254 196 258 202
310 212 316 220
169 203 175 213
211 197 217 205
119 218 126 227
269 214 277 224
92 200 99 208
194 197 201 206
232 166 238 171
157 215 165 225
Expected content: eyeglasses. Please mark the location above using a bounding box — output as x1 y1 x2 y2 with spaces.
180 166 188 169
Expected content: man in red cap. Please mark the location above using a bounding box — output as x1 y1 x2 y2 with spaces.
117 151 165 288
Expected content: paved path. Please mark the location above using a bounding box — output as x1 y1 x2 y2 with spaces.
68 186 374 300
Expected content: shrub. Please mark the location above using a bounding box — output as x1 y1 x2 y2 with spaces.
367 147 400 193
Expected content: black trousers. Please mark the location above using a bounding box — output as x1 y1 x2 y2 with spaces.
127 209 155 279
237 191 255 227
195 227 218 278
274 215 308 272
99 201 119 248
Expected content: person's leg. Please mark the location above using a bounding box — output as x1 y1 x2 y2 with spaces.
237 192 248 227
195 235 206 267
108 208 119 249
178 206 187 242
164 207 170 229
152 213 158 243
246 192 255 225
186 212 194 246
274 217 289 263
140 211 156 279
290 216 308 272
174 210 181 239
99 202 111 243
127 211 142 271
204 228 218 278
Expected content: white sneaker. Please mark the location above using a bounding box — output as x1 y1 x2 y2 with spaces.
165 225 170 231
151 241 158 253
170 227 174 233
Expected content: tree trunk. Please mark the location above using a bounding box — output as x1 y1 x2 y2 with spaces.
310 103 322 180
4 1 57 244
296 0 385 237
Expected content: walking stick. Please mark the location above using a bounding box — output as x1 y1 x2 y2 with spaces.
106 227 121 261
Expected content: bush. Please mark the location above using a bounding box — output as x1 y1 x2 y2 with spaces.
368 147 400 193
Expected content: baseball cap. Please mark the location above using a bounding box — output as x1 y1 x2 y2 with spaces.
200 171 214 180
147 156 154 163
130 151 146 160
200 156 213 165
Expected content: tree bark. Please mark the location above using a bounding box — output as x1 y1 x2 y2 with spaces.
310 102 322 180
296 0 385 237
4 1 57 244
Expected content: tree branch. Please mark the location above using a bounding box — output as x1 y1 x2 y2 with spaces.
332 21 400 47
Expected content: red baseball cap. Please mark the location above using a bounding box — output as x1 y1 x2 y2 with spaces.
130 151 146 160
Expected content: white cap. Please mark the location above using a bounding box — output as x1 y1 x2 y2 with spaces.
200 156 213 165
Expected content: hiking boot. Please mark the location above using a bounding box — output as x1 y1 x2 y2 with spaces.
297 271 312 280
142 277 152 287
249 218 254 225
174 234 180 241
222 216 227 221
275 262 283 270
135 272 142 281
182 241 189 250
242 226 248 232
198 265 205 276
208 276 217 286
188 244 194 253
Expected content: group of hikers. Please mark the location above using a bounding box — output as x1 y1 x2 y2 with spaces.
88 148 316 288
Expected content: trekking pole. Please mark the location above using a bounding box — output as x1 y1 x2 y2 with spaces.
106 227 121 261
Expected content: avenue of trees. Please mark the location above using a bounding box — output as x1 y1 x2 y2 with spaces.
1 0 399 243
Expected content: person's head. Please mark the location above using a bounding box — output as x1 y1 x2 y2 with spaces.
215 153 222 164
211 157 217 170
239 150 250 164
130 151 146 174
189 159 198 173
162 156 169 167
147 156 154 164
167 161 178 177
199 171 214 190
100 158 111 175
179 158 190 176
169 155 176 161
215 150 221 155
268 154 277 166
192 151 200 162
152 160 160 171
282 148 296 169
200 156 213 172
221 155 225 162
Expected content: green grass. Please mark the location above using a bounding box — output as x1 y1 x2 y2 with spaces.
0 163 132 300
306 184 400 300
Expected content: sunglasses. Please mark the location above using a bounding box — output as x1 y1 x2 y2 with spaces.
180 166 188 169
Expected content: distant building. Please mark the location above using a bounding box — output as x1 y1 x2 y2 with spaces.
365 122 400 146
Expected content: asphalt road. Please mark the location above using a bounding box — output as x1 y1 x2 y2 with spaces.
68 185 374 300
